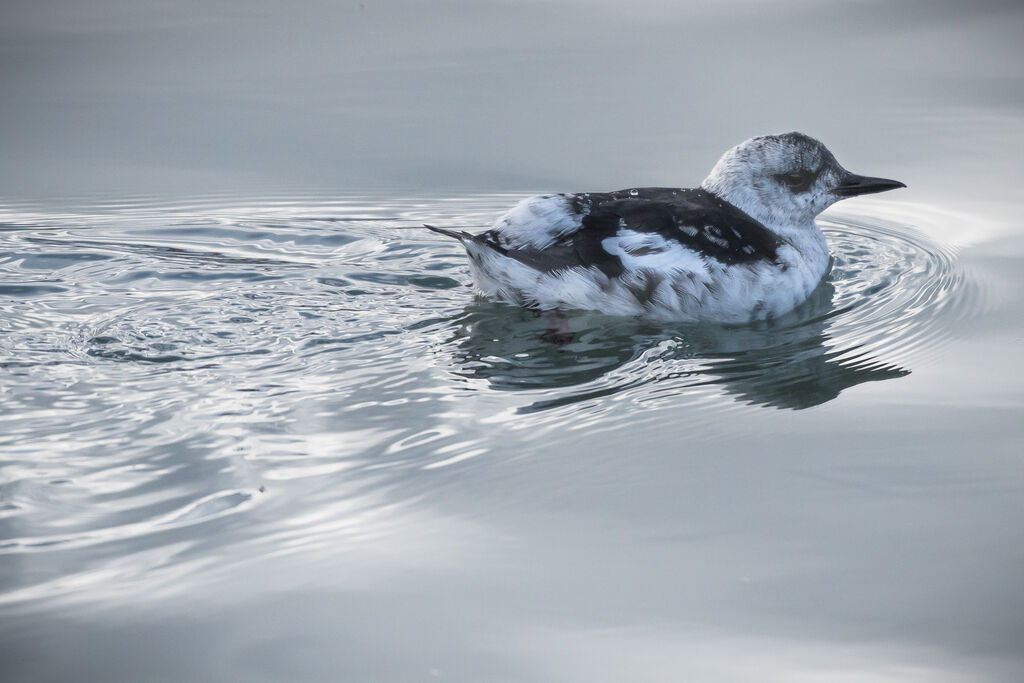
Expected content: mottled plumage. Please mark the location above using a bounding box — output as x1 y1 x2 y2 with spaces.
426 132 905 323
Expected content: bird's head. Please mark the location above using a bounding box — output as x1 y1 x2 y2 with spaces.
701 132 905 231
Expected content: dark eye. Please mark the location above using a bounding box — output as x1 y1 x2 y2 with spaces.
775 171 815 193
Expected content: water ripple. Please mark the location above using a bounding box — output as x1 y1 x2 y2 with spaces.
0 193 987 602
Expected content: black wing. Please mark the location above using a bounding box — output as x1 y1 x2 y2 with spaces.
482 188 781 278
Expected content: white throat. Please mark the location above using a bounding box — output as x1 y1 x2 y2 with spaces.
701 178 830 272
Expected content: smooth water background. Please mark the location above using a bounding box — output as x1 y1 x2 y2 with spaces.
2 1 1023 681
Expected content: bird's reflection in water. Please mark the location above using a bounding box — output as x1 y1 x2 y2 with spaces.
446 281 908 411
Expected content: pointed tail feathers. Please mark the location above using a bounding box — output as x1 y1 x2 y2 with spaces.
424 224 510 258
423 224 472 241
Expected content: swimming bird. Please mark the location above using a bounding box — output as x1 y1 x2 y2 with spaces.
426 132 905 323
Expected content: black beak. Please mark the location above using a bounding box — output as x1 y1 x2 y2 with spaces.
832 173 906 197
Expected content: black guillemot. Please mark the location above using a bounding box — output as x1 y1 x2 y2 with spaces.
426 132 905 322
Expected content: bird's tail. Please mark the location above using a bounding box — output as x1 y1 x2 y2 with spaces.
423 224 510 257
423 224 472 241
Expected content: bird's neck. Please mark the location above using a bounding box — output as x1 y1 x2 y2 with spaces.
772 220 831 283
701 187 828 260
774 219 828 255
703 185 792 231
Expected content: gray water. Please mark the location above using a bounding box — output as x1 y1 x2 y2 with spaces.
2 2 1023 682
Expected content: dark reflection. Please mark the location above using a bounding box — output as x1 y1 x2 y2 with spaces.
447 282 909 411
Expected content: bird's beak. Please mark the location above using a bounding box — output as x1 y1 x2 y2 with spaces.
832 172 906 197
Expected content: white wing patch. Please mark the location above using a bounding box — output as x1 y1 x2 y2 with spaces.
602 230 706 273
489 194 584 249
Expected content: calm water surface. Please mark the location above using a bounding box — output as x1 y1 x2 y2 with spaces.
2 1 1024 682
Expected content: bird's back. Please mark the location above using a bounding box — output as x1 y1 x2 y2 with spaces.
480 188 780 275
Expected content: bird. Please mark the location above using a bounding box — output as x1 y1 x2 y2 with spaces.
425 132 905 323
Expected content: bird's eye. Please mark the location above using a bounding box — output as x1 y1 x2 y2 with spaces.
776 171 815 193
